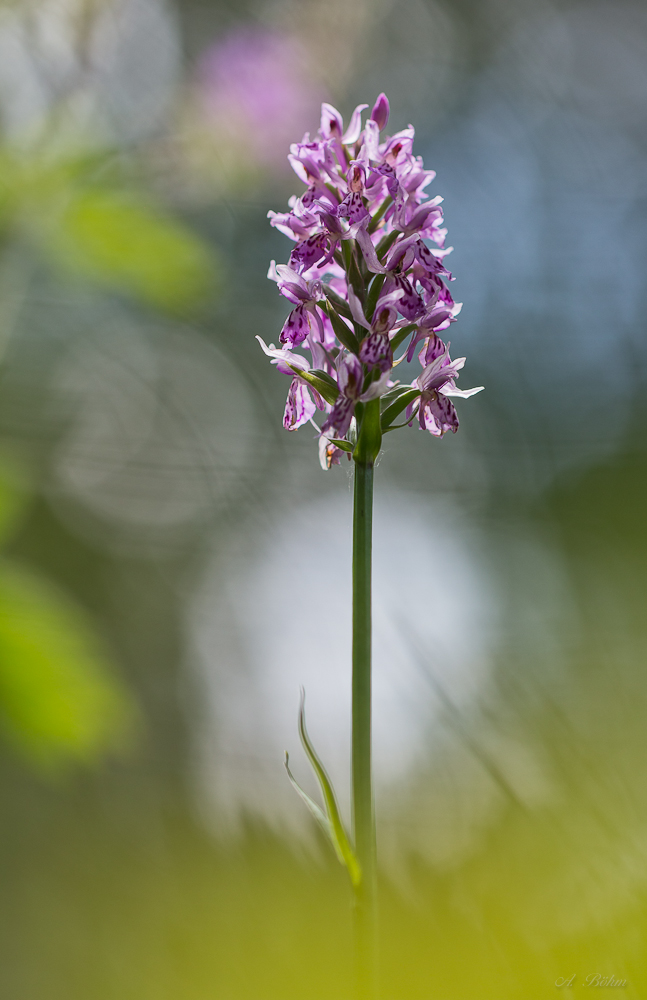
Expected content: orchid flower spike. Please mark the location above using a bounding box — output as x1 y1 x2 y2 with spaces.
260 93 483 468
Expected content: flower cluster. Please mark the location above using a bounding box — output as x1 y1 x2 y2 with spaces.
258 93 482 469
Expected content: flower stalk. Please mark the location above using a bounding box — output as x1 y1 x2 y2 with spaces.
352 456 377 999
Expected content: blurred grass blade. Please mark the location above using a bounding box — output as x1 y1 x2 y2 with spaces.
297 690 361 886
284 752 333 838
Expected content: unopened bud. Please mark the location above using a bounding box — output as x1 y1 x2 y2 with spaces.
370 93 389 131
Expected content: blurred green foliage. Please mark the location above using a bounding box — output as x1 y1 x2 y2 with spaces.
0 462 133 770
0 147 219 313
0 563 133 768
53 187 216 312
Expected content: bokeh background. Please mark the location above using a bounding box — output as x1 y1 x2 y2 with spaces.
0 0 646 997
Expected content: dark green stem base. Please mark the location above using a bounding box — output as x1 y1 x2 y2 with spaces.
352 459 377 1000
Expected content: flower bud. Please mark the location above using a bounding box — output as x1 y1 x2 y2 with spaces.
370 93 389 131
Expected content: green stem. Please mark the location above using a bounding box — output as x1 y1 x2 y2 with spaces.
352 459 378 1000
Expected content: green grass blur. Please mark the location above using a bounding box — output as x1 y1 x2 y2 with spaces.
0 447 645 998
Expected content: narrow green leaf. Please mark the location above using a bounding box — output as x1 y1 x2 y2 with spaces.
347 246 366 298
325 301 360 355
322 288 353 321
383 412 420 432
364 274 386 324
367 196 393 234
381 388 421 429
286 365 339 405
379 384 412 412
376 228 401 261
329 438 354 453
341 238 353 274
298 692 361 886
309 369 339 394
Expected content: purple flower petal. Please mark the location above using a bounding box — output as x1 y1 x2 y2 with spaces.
347 287 371 330
362 119 380 162
280 303 312 347
393 274 425 321
414 240 452 275
371 289 403 334
322 395 355 437
418 333 446 366
375 163 399 198
337 352 364 398
338 191 369 224
384 233 419 271
419 392 459 436
416 350 466 393
350 220 388 274
289 233 330 271
382 127 415 166
284 378 316 430
359 332 392 372
342 104 368 144
256 336 310 371
319 103 343 138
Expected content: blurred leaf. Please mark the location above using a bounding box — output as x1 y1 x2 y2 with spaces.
0 562 134 769
50 188 218 312
0 459 28 547
0 141 221 312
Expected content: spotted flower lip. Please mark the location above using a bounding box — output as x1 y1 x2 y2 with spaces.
405 340 483 437
260 93 482 465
